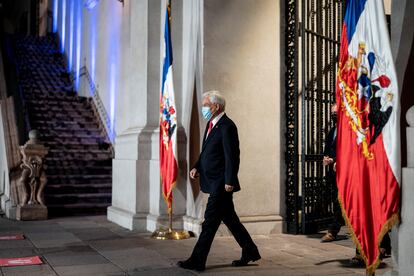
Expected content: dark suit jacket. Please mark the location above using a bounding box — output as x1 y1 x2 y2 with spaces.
324 126 337 179
324 126 337 160
193 114 241 194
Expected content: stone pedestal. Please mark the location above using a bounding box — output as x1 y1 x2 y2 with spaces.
107 128 157 231
17 204 48 220
108 126 187 232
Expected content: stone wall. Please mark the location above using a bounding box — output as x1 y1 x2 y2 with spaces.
202 0 283 234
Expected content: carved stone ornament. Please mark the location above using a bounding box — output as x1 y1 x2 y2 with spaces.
13 130 49 220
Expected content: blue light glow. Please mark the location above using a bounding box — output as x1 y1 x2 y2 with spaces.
61 0 66 53
109 62 117 141
75 0 82 91
53 0 58 33
107 4 121 142
68 0 75 71
84 0 99 10
90 10 96 83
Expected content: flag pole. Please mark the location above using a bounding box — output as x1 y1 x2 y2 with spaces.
168 205 173 232
151 0 191 240
151 192 191 240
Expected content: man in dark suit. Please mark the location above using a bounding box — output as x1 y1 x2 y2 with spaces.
321 103 344 242
177 90 261 271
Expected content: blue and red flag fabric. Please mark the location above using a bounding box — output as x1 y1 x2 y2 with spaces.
160 1 177 214
336 0 401 274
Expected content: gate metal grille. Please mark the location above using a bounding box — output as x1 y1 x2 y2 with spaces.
285 0 345 234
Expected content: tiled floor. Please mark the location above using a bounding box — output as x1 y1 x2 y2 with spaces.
0 216 393 275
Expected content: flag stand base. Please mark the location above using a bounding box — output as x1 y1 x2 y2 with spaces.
150 210 192 240
151 228 191 240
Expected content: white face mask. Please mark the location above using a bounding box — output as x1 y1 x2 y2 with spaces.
202 106 213 120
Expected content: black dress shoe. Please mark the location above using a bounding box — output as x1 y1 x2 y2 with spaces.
177 260 205 271
232 249 261 267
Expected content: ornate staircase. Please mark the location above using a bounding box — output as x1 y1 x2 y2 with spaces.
10 35 112 216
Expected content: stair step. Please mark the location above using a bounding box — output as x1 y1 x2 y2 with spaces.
30 112 95 120
31 118 95 124
39 130 103 138
47 174 112 185
46 166 112 175
46 196 111 207
45 183 112 194
47 148 111 155
45 193 111 205
47 174 111 179
40 132 105 141
47 203 110 217
46 192 112 198
32 126 101 134
32 121 100 130
24 91 84 100
27 101 90 109
28 104 91 113
43 137 107 143
46 148 112 155
42 141 107 149
44 159 112 168
23 83 73 92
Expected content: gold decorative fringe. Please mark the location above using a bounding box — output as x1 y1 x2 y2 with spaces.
161 179 177 214
337 195 400 276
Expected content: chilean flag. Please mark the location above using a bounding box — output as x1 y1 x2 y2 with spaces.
336 0 401 273
160 1 178 214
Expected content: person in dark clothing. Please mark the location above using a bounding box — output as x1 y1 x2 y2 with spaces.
321 103 345 242
177 90 260 272
349 233 392 267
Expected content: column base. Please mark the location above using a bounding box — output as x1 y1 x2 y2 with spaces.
1 196 16 220
107 206 147 231
183 214 284 237
219 215 284 236
382 271 398 276
183 215 203 235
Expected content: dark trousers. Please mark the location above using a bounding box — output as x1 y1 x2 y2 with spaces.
190 192 257 266
356 232 391 255
327 171 344 236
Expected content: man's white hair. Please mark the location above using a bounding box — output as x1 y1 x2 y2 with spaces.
203 90 226 111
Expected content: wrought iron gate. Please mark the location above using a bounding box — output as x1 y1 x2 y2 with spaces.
285 0 345 234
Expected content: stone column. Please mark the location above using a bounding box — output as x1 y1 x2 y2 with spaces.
108 0 186 232
107 0 154 231
389 1 414 274
396 106 414 275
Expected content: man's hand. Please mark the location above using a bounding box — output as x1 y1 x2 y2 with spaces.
323 156 334 166
333 162 336 172
225 184 234 192
189 168 199 179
